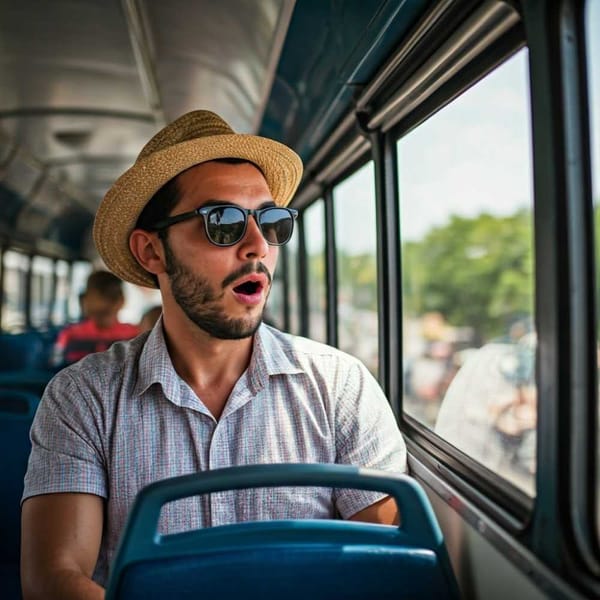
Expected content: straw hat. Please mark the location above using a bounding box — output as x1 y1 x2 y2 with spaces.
93 110 303 288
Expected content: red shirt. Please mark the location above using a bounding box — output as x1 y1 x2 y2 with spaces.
54 319 140 365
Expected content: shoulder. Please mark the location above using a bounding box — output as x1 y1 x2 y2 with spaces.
48 332 149 394
259 325 370 380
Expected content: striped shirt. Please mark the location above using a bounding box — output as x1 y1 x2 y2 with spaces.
23 320 407 586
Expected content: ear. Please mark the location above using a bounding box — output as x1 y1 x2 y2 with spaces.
129 229 166 277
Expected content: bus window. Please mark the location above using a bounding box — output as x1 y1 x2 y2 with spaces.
52 260 70 326
586 0 600 540
68 261 92 321
333 162 379 377
265 272 285 329
2 250 30 332
30 256 54 329
286 227 300 335
305 199 327 343
397 49 536 496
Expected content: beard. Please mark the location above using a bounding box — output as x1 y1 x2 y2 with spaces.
163 237 270 340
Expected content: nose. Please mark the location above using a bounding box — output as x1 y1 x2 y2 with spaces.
237 214 269 259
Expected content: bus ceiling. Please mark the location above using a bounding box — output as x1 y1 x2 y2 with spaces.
0 0 435 260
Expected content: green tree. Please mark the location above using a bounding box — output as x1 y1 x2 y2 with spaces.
337 252 378 311
403 210 534 342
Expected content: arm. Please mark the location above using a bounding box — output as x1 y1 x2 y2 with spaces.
21 493 105 600
333 361 407 524
348 495 399 525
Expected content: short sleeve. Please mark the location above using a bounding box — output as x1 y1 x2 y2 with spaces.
23 371 107 502
333 361 407 518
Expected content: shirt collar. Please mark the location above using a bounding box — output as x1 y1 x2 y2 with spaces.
134 317 184 403
134 319 305 400
246 324 305 393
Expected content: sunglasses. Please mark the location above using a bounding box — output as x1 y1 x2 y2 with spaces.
150 204 298 247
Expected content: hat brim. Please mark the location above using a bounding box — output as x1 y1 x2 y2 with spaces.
93 133 303 288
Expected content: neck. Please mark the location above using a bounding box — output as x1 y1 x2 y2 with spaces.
161 309 256 419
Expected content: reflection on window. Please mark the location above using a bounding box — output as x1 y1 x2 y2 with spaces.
286 228 300 335
398 49 536 496
305 200 327 343
333 162 379 377
586 0 600 541
2 250 30 332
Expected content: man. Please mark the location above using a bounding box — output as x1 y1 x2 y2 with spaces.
51 270 140 367
21 110 407 599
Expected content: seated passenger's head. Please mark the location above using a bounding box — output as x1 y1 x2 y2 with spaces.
82 270 125 329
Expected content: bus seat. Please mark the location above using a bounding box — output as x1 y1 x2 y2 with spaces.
0 368 56 397
106 464 460 600
0 389 39 599
0 331 49 371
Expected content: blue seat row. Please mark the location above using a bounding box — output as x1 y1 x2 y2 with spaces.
0 388 40 600
0 328 61 372
0 368 57 397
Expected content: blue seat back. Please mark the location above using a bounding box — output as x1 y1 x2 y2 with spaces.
106 464 460 600
0 332 48 371
0 389 39 600
0 369 56 397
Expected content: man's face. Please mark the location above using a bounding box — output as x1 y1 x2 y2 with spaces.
160 161 280 339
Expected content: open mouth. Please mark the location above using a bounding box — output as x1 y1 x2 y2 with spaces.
229 272 269 305
233 280 263 295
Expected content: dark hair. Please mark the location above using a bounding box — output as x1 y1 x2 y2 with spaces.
134 177 181 287
85 270 124 303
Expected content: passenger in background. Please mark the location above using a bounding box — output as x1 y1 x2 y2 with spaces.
138 304 162 332
51 270 140 367
21 110 406 599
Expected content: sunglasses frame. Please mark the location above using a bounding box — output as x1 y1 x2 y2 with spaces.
150 204 298 247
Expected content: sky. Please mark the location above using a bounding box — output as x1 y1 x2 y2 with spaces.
397 49 533 242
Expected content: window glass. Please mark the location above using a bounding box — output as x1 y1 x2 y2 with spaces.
305 199 327 343
2 250 30 332
398 49 536 495
30 256 54 328
69 261 92 321
52 260 70 325
265 274 285 329
586 0 600 539
121 283 161 325
333 162 379 376
286 228 300 335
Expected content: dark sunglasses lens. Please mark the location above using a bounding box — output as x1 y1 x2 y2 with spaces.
259 208 294 245
206 207 246 245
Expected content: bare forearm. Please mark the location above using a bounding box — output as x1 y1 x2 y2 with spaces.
21 494 105 600
22 568 105 600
